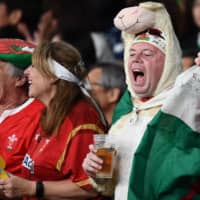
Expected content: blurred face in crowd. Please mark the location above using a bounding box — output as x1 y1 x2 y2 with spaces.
128 42 165 97
86 68 111 110
192 0 200 27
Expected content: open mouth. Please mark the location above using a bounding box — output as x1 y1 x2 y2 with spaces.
133 69 144 82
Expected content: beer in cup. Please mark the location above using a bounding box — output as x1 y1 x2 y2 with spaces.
93 134 116 179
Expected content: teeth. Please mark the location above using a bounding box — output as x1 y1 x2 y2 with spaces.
133 69 142 72
28 80 32 84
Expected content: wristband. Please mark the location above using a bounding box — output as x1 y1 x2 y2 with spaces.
35 181 44 198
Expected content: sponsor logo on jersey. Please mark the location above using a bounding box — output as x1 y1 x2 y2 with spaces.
22 153 34 174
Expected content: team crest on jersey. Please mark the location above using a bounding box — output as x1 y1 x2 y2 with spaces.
22 153 34 174
6 134 18 150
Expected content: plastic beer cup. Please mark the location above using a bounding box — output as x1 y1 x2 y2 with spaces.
93 134 116 179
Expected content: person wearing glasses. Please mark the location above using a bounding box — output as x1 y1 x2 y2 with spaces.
85 63 126 127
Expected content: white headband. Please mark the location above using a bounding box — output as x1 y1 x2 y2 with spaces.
47 58 107 126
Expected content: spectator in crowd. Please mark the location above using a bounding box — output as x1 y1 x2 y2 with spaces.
85 63 126 126
0 39 44 177
83 2 200 199
0 41 106 200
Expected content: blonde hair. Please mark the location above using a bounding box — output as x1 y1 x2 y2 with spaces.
32 41 86 136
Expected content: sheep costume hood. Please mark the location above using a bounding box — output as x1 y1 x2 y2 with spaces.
114 2 182 99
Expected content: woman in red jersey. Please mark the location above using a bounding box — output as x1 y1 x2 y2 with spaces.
0 41 106 200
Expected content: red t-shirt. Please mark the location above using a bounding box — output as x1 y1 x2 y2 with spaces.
0 99 44 176
21 99 105 200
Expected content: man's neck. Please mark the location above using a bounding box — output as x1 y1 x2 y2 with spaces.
0 90 28 115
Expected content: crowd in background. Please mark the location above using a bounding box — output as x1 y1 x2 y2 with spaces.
0 0 199 70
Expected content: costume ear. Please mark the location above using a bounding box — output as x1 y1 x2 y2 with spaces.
107 88 121 104
9 9 22 25
114 6 155 34
15 75 27 87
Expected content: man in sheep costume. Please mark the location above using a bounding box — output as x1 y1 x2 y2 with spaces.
111 2 200 200
113 1 182 122
86 2 200 200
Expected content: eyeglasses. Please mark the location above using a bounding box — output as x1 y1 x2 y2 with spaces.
84 78 104 91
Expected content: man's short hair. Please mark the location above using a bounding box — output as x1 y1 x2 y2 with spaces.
90 62 127 97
